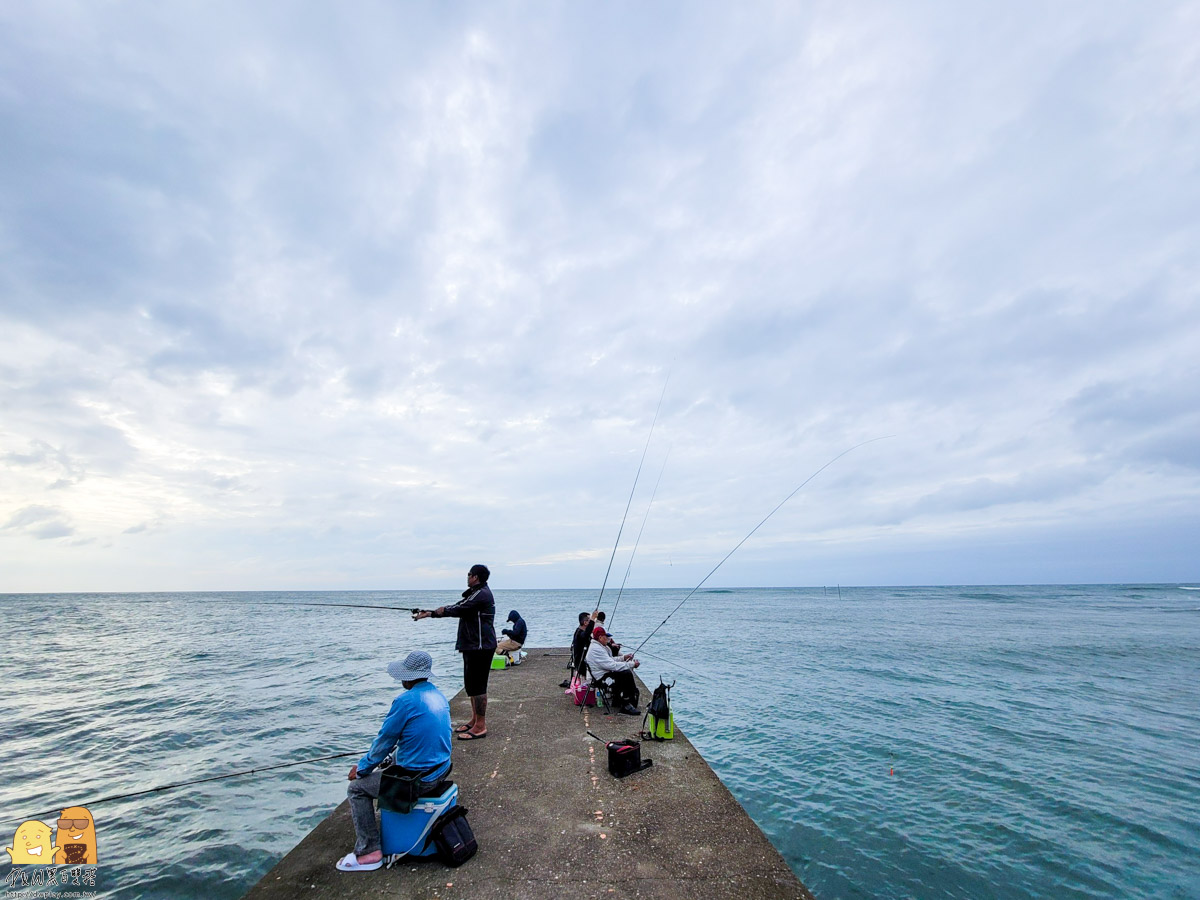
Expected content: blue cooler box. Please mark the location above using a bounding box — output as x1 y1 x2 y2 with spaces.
380 782 457 858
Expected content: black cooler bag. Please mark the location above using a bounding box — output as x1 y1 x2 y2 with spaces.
607 739 653 777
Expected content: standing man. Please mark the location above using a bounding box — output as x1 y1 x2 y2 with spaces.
336 651 451 872
414 564 496 740
563 611 595 687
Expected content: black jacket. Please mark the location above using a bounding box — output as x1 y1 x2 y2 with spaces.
435 585 497 653
571 620 595 672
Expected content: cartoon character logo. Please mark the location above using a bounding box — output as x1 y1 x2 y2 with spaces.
4 819 61 865
55 806 98 864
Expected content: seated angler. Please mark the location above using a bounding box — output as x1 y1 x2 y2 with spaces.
585 624 642 715
496 609 527 660
336 651 452 872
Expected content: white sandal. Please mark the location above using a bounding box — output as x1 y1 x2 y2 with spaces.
335 852 382 872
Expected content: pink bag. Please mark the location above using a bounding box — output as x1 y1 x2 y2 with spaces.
567 677 595 707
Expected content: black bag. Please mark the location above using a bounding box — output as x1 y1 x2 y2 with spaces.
606 739 653 778
647 679 671 720
377 763 450 814
642 678 675 741
426 806 477 866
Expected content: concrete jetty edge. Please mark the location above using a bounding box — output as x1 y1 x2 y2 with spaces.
242 648 814 899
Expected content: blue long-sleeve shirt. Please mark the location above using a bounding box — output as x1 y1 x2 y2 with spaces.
357 680 452 779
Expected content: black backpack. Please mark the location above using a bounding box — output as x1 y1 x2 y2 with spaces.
642 679 675 741
425 806 477 866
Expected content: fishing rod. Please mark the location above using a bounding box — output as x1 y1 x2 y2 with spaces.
633 436 891 655
594 373 670 612
152 597 426 614
16 751 361 824
608 446 671 632
267 601 423 613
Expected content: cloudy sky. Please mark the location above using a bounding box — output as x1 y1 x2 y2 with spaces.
1 2 1197 592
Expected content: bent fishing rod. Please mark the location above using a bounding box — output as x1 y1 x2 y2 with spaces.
632 435 891 655
607 446 671 633
594 372 670 613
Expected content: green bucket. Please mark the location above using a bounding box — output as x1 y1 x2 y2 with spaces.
648 712 674 740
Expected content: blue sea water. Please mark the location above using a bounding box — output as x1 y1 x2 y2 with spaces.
1 585 1197 899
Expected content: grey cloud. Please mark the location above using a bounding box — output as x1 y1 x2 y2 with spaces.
2 438 85 486
1068 371 1200 471
3 439 74 471
906 466 1101 519
3 505 75 539
145 302 285 376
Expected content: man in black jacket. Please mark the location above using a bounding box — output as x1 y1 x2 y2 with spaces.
414 564 497 740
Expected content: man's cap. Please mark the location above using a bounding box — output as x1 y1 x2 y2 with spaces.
592 625 607 639
388 651 433 682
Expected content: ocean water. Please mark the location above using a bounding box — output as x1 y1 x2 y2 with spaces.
1 585 1197 899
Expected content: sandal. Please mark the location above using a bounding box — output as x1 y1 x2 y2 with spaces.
336 852 382 872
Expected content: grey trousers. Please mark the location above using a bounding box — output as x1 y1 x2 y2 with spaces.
347 769 443 856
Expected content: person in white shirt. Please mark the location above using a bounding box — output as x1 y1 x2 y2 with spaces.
584 625 641 715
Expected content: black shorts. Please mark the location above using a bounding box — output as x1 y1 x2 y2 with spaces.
462 649 494 697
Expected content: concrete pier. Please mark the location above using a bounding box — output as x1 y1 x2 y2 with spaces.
242 649 814 899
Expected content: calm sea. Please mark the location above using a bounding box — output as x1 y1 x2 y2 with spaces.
1 586 1197 899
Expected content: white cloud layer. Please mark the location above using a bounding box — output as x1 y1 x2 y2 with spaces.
2 1 1198 590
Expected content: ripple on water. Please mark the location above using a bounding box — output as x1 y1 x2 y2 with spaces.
3 586 1197 900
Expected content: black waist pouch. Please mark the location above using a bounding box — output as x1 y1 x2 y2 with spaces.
607 739 653 778
426 806 477 866
378 763 450 814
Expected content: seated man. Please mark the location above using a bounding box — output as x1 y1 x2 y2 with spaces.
584 625 642 715
496 609 527 659
336 651 452 872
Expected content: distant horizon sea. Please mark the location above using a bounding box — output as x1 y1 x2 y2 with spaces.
1 585 1197 899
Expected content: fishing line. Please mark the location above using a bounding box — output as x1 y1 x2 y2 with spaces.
607 446 671 632
633 436 891 654
14 751 361 824
636 648 704 678
595 372 670 611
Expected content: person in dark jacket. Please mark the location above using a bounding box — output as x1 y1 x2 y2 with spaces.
573 611 595 672
414 564 496 740
496 609 527 660
560 611 594 687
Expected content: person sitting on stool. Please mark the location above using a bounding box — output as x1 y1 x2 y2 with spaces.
336 651 451 872
496 609 526 659
585 625 642 715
